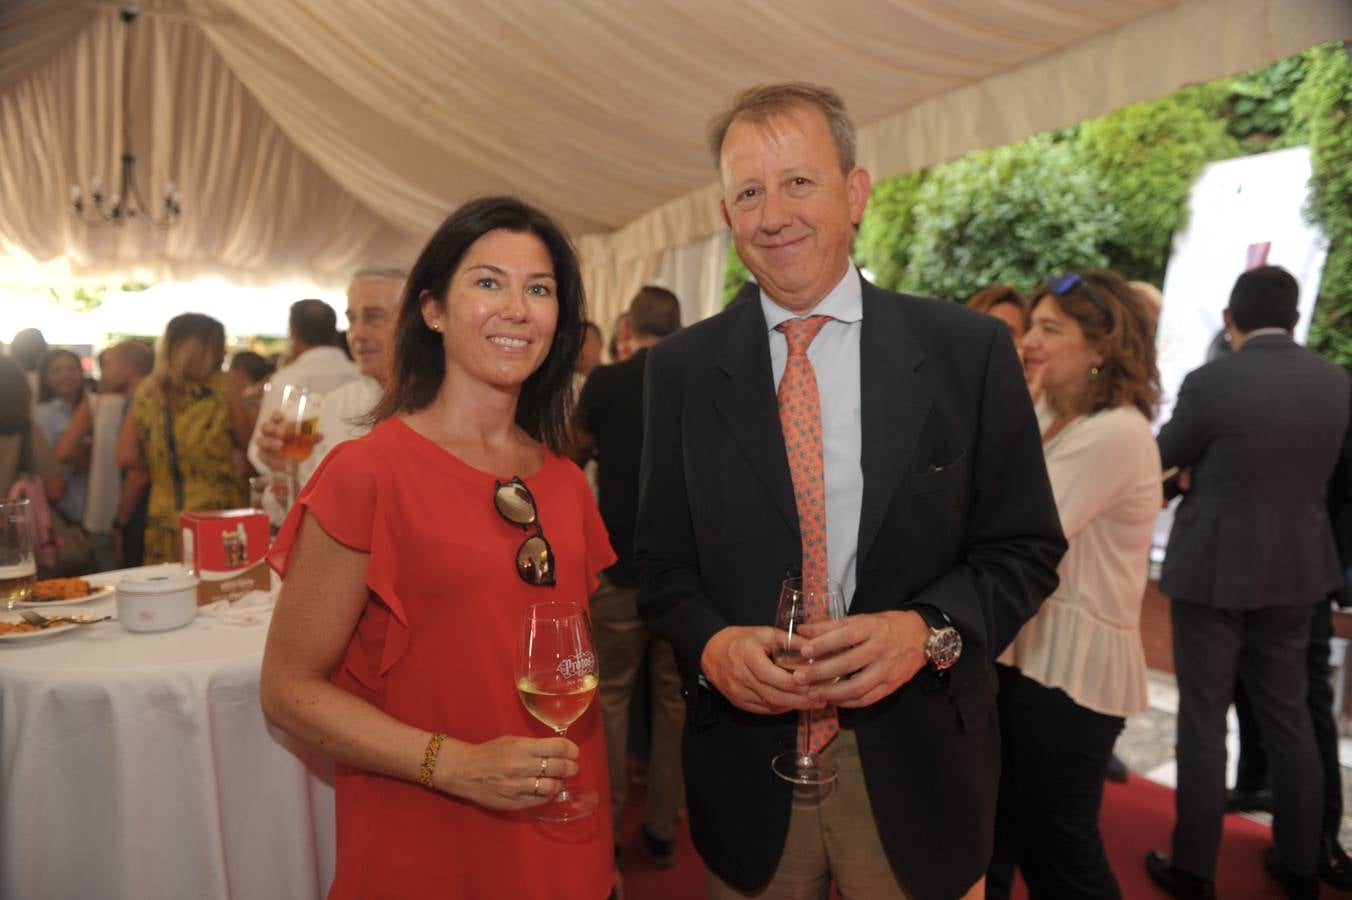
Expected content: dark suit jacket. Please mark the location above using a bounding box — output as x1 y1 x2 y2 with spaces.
1158 333 1352 609
634 277 1065 899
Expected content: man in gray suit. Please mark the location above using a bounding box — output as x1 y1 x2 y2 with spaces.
1146 266 1352 900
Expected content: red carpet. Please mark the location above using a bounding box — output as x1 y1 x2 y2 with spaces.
617 768 1352 899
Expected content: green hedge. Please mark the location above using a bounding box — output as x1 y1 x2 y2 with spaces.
1293 45 1352 370
901 136 1114 301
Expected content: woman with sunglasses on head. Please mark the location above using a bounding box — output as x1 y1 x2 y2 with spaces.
261 197 616 900
987 270 1162 899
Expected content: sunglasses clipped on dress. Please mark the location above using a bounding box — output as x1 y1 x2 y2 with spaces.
493 477 556 587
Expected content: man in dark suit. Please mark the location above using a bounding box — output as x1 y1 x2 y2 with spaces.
634 81 1065 899
1147 266 1352 900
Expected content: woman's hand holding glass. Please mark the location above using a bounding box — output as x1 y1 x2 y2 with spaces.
430 733 580 813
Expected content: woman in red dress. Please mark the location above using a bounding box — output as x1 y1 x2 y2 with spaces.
262 196 617 899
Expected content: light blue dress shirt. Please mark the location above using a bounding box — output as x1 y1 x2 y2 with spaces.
759 265 864 610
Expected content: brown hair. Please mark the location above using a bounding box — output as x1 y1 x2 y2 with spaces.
627 286 682 340
143 313 227 408
708 81 856 174
366 196 587 453
1032 269 1160 420
36 348 86 405
966 285 1026 319
0 356 31 435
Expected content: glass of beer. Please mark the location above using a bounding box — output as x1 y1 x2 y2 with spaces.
516 601 599 822
277 384 322 465
771 576 845 785
249 472 293 537
0 499 36 608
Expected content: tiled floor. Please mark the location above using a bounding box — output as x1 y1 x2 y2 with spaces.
1118 669 1352 845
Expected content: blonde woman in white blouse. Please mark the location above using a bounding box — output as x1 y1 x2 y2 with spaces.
987 270 1162 900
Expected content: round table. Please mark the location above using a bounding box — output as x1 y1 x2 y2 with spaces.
0 568 335 900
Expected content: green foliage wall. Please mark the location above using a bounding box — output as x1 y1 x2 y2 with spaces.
1077 88 1238 284
902 137 1114 301
1293 45 1352 370
853 173 924 293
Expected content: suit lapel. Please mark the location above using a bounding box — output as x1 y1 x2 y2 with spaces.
857 281 932 567
713 284 799 540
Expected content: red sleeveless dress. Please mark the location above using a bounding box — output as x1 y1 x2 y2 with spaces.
270 417 616 899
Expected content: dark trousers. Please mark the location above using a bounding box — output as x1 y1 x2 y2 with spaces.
1233 600 1344 840
1170 600 1322 878
988 664 1125 900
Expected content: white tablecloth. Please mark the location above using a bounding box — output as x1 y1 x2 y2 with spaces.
0 568 335 900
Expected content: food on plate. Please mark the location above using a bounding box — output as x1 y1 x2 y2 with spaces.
0 620 41 634
31 578 93 601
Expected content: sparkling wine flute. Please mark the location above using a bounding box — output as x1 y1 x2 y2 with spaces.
516 600 600 821
770 576 845 785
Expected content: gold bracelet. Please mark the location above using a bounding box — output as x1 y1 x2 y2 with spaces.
419 732 448 788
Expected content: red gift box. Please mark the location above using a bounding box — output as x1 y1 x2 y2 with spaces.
178 509 271 605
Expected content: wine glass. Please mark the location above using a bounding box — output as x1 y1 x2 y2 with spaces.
516 601 600 821
770 576 845 785
0 499 36 609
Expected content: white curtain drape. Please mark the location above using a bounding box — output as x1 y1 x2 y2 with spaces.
1 0 1348 308
652 230 730 328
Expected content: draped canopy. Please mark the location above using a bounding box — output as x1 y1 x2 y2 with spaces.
1 0 1348 327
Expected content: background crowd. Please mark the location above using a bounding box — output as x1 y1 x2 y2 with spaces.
2 84 1349 900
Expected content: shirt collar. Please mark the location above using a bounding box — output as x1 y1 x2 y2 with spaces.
759 263 863 332
1242 327 1291 341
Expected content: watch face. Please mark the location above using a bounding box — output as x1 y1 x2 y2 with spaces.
927 626 962 670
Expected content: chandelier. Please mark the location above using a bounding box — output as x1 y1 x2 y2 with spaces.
69 5 182 227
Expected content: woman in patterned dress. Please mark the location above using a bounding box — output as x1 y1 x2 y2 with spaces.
116 313 251 563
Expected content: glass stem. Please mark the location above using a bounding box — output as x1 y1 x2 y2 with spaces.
554 726 572 800
798 708 812 767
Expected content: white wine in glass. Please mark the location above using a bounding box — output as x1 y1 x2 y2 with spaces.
771 576 845 785
516 601 600 821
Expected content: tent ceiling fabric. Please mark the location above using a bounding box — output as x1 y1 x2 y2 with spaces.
1 0 1348 317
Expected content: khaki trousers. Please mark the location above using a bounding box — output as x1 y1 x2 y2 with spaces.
590 576 685 842
706 729 985 900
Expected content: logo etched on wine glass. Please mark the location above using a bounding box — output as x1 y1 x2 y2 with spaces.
556 650 596 680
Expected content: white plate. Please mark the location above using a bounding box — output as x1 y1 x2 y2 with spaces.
0 614 83 642
14 585 115 608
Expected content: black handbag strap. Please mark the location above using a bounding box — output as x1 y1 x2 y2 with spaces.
163 403 186 511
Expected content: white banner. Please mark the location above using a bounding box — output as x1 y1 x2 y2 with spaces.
1152 145 1329 559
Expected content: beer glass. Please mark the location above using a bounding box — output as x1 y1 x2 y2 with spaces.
276 384 322 465
249 472 293 537
0 499 36 608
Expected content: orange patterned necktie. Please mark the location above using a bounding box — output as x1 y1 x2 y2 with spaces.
776 315 838 754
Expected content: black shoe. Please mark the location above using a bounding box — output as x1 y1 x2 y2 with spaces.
1105 753 1129 783
1145 850 1216 899
1224 786 1274 814
1320 837 1352 890
1264 846 1319 900
642 826 676 869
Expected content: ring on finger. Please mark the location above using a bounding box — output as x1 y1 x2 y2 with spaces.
538 756 548 776
533 776 542 796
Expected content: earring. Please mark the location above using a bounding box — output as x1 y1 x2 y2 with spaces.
1088 366 1100 381
431 323 442 333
